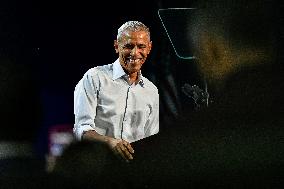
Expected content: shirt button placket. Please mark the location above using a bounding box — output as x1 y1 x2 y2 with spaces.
121 86 131 139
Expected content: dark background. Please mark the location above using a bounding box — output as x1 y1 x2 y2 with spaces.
0 0 283 158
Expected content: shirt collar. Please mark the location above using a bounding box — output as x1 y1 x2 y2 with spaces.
137 72 144 87
112 59 126 80
112 59 145 87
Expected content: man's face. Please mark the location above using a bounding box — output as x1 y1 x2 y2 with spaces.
114 30 152 74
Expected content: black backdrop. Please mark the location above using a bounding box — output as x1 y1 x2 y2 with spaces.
0 0 283 157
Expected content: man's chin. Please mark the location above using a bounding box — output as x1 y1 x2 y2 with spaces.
128 66 142 73
128 68 140 74
126 64 142 72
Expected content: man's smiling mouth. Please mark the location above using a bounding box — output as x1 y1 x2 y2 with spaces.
125 57 143 64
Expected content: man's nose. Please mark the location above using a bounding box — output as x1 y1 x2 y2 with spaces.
130 46 139 56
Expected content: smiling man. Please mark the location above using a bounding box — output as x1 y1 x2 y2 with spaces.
74 21 159 161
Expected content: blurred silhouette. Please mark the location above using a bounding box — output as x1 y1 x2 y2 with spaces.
127 0 284 188
50 140 130 189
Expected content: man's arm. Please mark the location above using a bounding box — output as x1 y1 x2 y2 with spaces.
74 71 134 161
74 72 98 140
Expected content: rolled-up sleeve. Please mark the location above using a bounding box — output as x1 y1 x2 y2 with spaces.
145 93 159 137
74 71 98 140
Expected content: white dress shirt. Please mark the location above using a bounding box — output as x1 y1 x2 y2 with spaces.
74 59 159 143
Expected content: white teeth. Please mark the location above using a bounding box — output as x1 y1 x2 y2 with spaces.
127 59 140 63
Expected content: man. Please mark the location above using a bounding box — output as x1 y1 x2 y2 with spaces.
74 21 159 161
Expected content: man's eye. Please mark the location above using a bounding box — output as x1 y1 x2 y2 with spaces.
123 44 133 49
138 45 146 49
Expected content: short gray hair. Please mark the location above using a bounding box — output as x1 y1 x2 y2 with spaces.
117 21 150 42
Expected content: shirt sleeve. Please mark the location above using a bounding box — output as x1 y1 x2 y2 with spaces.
144 92 159 137
73 71 98 140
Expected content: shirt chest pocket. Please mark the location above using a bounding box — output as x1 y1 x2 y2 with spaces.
132 104 151 126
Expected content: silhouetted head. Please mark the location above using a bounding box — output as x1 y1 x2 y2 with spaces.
51 140 124 189
189 0 278 89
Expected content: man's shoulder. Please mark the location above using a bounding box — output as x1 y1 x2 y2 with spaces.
142 76 159 94
84 64 113 77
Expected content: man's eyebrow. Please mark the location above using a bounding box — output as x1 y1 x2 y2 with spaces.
124 44 133 47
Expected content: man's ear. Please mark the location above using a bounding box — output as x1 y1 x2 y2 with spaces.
114 40 119 53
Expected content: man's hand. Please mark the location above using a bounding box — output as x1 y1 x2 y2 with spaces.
107 138 134 162
82 130 134 162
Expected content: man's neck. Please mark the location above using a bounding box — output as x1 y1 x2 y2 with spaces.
128 72 138 84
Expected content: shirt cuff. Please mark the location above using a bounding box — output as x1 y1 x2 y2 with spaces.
73 124 95 140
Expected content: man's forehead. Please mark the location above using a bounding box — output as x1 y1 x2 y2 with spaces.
121 30 149 39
